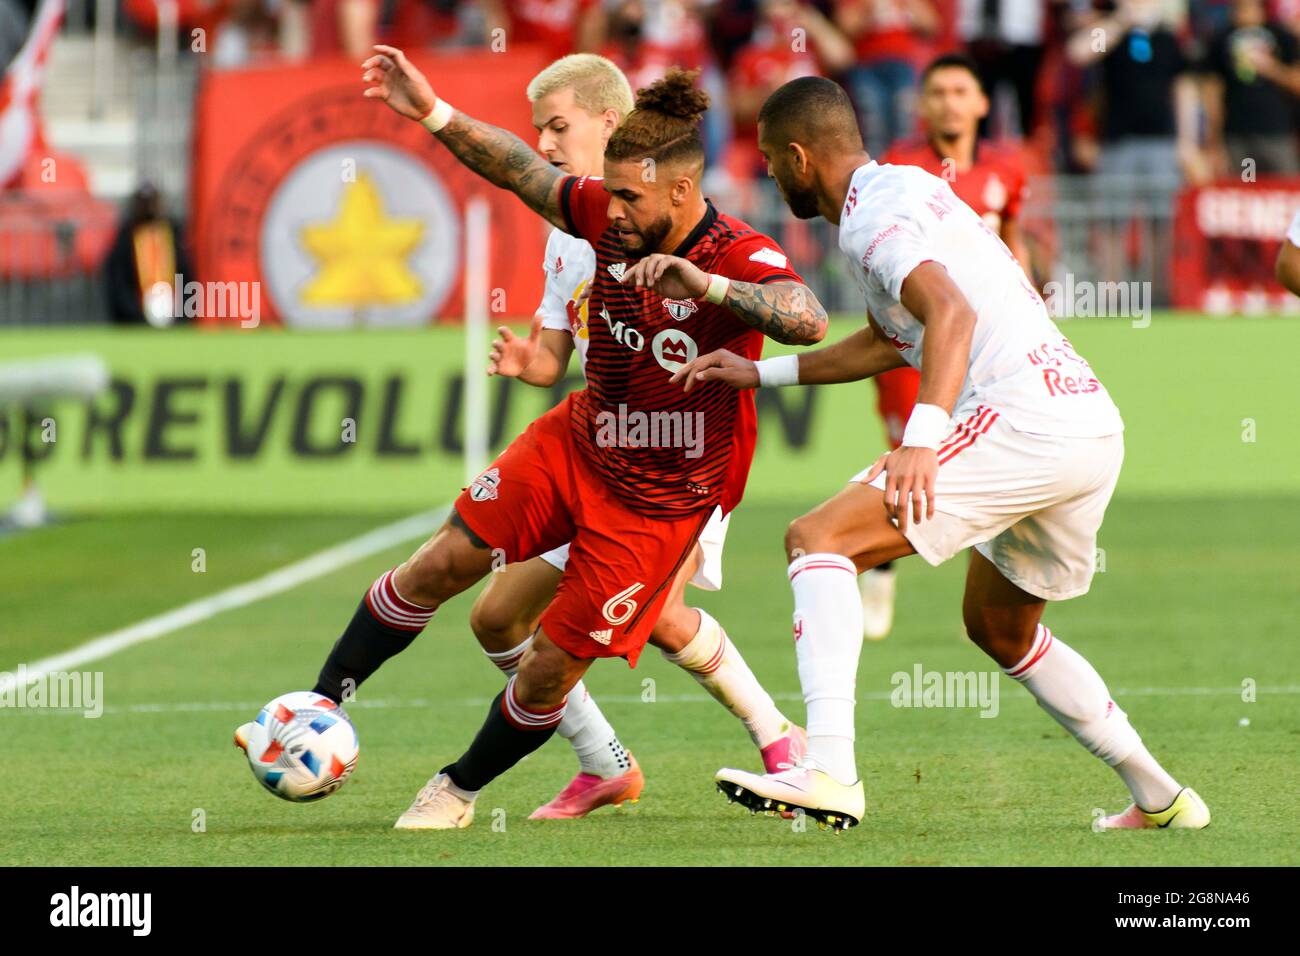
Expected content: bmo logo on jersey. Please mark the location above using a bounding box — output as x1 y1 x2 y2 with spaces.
600 305 699 372
652 329 698 372
601 305 645 352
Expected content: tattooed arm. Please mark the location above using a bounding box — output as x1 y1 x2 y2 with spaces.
719 280 827 345
432 112 566 229
620 256 828 345
361 44 566 229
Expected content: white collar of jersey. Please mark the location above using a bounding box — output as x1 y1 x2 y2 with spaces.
842 161 882 226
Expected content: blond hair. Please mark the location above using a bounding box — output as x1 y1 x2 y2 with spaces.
526 54 635 121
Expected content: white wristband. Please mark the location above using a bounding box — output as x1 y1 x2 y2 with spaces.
901 403 951 449
755 354 800 388
703 273 730 305
420 98 455 133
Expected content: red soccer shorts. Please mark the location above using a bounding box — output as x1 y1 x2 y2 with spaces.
874 366 921 449
453 394 710 667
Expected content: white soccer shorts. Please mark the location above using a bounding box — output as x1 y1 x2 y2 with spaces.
855 410 1124 601
538 504 731 591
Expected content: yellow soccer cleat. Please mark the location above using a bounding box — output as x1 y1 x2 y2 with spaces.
1098 787 1211 830
716 765 865 832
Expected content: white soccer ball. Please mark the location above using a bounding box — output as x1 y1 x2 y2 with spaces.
237 691 359 802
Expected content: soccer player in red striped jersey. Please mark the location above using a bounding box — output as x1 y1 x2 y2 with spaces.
302 50 827 830
470 53 808 821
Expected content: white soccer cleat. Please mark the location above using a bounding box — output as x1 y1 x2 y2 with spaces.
393 772 476 830
1097 787 1211 831
859 568 896 641
715 765 865 832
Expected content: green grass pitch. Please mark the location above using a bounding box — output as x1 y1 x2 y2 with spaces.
1 317 1298 866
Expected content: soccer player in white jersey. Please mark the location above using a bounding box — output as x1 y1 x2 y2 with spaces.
673 76 1210 832
466 54 806 819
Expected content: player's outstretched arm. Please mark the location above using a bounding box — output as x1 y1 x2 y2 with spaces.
669 324 906 393
785 323 907 385
362 45 566 230
620 254 827 344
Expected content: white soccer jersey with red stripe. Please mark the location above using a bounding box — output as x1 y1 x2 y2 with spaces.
538 228 596 373
840 161 1124 438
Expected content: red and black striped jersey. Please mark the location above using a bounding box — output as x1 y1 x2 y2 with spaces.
558 174 804 519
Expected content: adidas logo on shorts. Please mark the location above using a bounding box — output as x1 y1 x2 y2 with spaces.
589 628 613 645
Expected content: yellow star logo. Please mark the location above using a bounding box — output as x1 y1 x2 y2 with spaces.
299 172 424 307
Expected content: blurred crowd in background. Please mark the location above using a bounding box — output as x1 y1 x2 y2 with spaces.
38 0 1298 186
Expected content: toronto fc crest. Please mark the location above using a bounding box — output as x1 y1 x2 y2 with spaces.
663 298 698 321
470 467 502 502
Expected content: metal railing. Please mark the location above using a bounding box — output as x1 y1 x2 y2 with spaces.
0 196 116 325
738 173 1185 314
1021 174 1183 310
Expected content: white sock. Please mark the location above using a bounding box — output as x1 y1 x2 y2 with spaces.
788 553 862 786
1004 624 1180 810
482 637 532 677
557 682 631 779
484 635 629 779
661 608 789 748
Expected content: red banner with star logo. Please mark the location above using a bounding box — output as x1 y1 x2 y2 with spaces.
191 51 551 327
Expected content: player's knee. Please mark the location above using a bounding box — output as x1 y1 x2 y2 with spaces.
963 607 1035 669
784 512 826 560
469 590 530 649
649 601 699 653
515 643 578 710
401 520 493 606
399 542 464 607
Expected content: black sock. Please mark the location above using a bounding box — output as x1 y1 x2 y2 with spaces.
877 560 894 572
312 599 421 702
444 690 560 792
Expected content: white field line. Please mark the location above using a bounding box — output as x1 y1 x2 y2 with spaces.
0 508 447 697
3 686 1297 718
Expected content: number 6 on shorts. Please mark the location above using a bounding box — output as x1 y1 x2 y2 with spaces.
602 582 645 626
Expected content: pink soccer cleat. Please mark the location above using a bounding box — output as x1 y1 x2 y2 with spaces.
529 754 645 819
759 722 808 773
